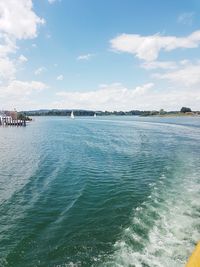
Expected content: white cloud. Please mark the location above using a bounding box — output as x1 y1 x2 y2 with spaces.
0 80 47 96
110 30 200 61
0 80 48 110
0 1 44 78
179 59 190 66
55 83 154 110
57 74 64 80
178 12 194 26
53 82 200 111
141 61 177 70
153 62 200 87
77 53 94 61
0 0 45 40
141 59 197 70
34 66 46 75
18 54 28 63
0 0 46 110
0 33 17 57
0 57 16 80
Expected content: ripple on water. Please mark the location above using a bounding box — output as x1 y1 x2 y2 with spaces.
102 157 200 267
0 117 200 267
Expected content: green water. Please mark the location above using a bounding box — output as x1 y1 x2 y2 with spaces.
0 116 200 267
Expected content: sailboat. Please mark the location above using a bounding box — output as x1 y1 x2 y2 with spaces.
70 111 74 119
94 113 97 117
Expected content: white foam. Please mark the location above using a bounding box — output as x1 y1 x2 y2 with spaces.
103 164 200 267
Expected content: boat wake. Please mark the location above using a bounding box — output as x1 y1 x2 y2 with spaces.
102 157 200 267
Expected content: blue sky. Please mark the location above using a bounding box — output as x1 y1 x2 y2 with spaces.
1 0 200 111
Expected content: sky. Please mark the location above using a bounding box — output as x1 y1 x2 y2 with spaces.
0 0 200 111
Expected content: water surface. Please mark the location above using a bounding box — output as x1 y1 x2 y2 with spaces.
0 116 200 267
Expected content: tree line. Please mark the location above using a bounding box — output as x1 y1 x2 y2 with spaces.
20 107 199 117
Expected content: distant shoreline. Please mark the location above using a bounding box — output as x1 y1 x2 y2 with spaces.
19 109 200 117
150 113 200 117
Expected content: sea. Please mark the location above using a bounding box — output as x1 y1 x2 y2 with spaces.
0 116 200 267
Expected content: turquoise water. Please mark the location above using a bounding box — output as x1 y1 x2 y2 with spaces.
0 116 200 267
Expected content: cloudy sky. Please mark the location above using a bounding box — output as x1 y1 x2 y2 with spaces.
0 0 200 111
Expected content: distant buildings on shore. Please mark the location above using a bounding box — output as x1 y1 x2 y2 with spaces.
0 110 26 126
0 110 18 119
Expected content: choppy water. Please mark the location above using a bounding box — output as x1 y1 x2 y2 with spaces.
0 116 200 267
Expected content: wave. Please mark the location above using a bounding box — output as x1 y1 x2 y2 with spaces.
101 157 200 267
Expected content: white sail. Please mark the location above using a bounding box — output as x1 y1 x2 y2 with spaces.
94 113 96 117
71 111 74 119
